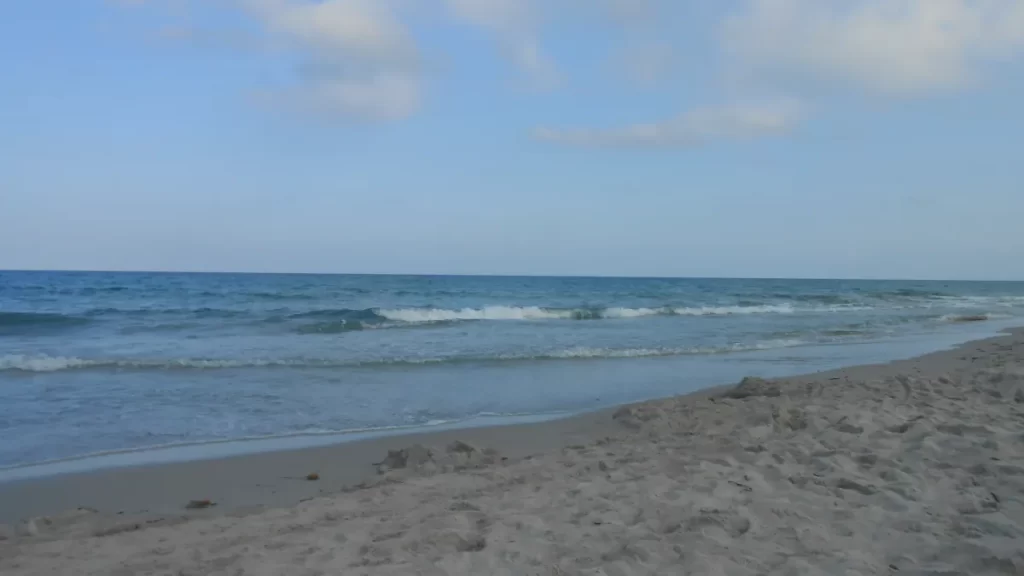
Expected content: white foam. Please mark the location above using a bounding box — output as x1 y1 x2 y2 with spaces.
377 306 571 322
670 304 797 316
0 355 285 373
938 313 1010 323
542 339 808 360
546 347 672 359
0 355 98 372
375 303 813 323
601 307 662 318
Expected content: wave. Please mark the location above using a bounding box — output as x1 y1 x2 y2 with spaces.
118 322 200 335
287 308 391 333
72 294 1024 326
293 320 377 334
243 291 318 301
0 355 267 372
379 306 583 322
671 304 802 316
83 286 130 294
288 308 382 321
889 288 950 298
860 288 952 301
69 303 821 333
272 304 814 327
0 355 296 373
769 293 857 305
0 355 100 372
939 313 1009 323
68 303 867 335
0 340 810 373
86 307 247 319
375 303 810 323
0 312 90 334
539 339 807 360
820 329 868 337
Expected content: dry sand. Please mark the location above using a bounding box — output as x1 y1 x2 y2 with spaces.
1 330 1023 575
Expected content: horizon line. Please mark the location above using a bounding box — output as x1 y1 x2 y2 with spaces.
1 268 1022 283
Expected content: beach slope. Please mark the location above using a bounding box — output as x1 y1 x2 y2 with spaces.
2 331 1023 575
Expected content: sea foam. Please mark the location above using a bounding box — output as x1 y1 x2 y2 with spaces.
375 303 806 323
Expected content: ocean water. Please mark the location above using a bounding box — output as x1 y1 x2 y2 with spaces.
2 271 1023 469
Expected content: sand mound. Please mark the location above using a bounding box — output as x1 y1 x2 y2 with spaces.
723 376 782 399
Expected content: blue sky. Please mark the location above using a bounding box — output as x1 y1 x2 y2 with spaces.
2 0 1024 279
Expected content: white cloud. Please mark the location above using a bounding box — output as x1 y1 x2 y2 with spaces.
723 0 1024 95
537 0 1024 148
247 0 413 62
242 0 421 119
444 0 559 87
534 102 801 148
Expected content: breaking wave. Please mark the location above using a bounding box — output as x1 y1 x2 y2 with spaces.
375 303 810 323
271 303 824 330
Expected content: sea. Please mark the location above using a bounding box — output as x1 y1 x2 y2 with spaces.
2 271 1023 474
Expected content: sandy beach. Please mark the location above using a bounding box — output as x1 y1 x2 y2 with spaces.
2 329 1023 575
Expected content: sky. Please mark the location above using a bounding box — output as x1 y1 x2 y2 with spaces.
2 0 1024 280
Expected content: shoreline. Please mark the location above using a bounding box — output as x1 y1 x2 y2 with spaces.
0 411 576 483
2 327 1023 573
0 325 1019 525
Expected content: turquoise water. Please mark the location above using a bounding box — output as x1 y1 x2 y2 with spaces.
2 271 1023 468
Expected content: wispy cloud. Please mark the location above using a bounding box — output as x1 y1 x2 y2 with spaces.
534 0 1024 148
113 0 1024 137
533 102 801 148
723 0 1024 95
443 0 559 88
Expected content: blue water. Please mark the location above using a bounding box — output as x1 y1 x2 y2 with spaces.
1 271 1023 469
